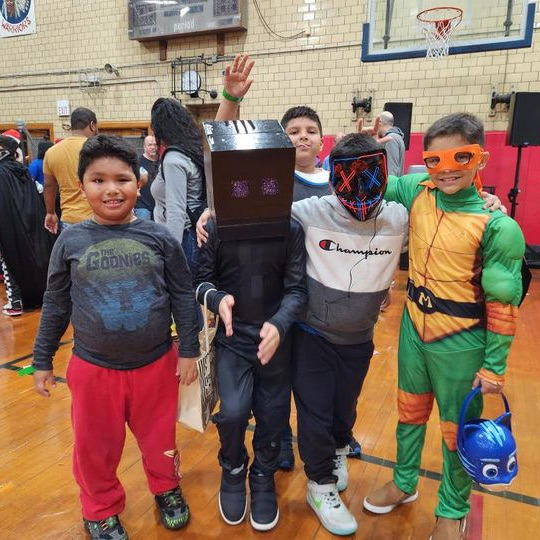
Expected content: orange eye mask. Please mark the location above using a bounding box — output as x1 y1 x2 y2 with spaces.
422 144 483 173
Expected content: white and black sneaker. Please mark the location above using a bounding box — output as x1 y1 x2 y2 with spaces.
306 480 357 536
219 466 247 525
2 300 22 317
333 447 349 492
249 472 279 531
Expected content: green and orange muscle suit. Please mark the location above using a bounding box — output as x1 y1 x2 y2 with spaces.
385 174 524 519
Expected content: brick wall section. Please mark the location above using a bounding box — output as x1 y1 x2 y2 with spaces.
0 0 538 138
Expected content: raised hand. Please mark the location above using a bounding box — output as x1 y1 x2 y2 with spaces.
357 116 382 141
223 53 255 99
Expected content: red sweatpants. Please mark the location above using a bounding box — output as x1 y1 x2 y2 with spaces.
67 348 180 520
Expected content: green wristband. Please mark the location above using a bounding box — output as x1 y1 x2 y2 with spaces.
222 89 243 103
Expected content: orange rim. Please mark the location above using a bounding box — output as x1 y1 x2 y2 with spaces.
416 6 463 24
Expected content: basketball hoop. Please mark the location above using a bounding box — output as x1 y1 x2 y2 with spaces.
417 6 463 58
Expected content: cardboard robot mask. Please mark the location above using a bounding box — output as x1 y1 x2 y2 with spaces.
202 120 295 241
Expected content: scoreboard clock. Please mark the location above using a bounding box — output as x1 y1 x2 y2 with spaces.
128 0 247 41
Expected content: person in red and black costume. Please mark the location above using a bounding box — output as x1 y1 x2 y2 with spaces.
0 135 55 316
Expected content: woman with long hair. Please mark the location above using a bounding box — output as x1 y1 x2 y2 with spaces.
150 98 206 274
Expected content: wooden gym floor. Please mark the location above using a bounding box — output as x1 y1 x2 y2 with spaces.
1 269 539 539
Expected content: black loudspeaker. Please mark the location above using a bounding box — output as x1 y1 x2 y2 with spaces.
383 102 413 150
507 92 540 147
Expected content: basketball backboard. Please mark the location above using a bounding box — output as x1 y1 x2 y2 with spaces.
361 0 537 61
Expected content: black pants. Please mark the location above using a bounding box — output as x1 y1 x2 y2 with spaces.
214 333 291 476
292 325 373 483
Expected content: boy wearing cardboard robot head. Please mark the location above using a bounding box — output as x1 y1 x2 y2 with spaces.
195 119 307 531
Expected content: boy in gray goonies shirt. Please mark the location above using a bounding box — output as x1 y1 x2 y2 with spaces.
32 135 200 540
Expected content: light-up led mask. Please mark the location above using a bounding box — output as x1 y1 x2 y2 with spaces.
422 144 483 173
330 150 388 221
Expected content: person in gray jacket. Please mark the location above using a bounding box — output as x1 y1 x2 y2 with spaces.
378 111 406 176
150 98 206 277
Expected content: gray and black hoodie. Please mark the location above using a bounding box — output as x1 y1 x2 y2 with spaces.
291 195 408 345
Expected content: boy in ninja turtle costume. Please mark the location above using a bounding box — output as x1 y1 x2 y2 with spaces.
363 113 525 540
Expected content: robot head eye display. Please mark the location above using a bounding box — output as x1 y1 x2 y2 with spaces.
457 387 518 492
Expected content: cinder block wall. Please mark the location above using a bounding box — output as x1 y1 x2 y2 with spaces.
0 0 539 137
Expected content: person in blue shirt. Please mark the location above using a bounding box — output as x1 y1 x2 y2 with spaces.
28 141 53 187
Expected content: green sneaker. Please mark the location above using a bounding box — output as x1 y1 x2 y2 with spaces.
306 480 357 536
83 515 128 540
155 487 190 530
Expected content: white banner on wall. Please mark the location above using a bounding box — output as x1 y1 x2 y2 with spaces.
0 0 36 38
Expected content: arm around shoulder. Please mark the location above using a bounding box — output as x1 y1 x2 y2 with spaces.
384 173 427 210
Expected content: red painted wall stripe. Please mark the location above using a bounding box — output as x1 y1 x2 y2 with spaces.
321 132 540 244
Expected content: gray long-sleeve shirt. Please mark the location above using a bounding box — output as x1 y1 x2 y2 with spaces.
33 219 200 371
151 149 204 241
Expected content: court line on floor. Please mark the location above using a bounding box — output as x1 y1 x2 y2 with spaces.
245 425 540 507
1 359 535 508
2 363 67 383
0 339 72 383
0 339 73 370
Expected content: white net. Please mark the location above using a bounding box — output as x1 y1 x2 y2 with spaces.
418 7 463 58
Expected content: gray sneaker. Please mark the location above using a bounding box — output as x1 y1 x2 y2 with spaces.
155 487 190 530
83 515 128 540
